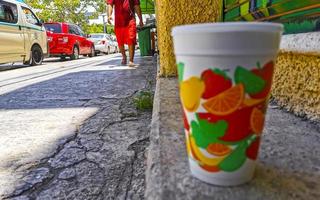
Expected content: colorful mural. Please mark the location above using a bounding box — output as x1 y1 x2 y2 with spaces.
224 0 320 34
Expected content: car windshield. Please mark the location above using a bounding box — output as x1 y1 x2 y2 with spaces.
91 34 104 39
44 24 61 33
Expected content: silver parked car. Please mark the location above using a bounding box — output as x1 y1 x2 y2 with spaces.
107 34 119 53
110 35 119 53
88 33 117 55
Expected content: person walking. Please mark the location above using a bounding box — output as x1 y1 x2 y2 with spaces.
107 0 143 66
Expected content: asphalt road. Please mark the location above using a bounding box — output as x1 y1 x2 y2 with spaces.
0 55 124 94
0 53 157 199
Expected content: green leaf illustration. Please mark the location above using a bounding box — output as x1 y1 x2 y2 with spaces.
177 62 185 83
212 68 231 80
219 141 249 172
235 66 266 94
191 117 228 149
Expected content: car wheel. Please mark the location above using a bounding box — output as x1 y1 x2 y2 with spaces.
89 46 95 57
70 46 79 60
29 45 44 66
60 56 66 60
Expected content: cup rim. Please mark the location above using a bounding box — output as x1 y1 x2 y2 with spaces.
172 22 284 36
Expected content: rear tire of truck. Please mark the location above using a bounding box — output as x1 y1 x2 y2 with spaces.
70 46 79 60
24 45 44 66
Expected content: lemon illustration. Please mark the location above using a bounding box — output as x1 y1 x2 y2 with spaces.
190 136 227 166
180 77 205 112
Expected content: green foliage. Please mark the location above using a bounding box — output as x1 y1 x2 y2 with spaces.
86 24 115 34
25 0 106 33
133 91 154 111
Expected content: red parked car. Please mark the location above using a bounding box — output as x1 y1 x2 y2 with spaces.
44 22 95 60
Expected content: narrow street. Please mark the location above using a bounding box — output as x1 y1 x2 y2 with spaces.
0 53 157 199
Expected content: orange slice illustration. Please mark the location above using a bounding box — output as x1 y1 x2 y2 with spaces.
250 108 265 135
200 164 220 172
207 143 232 157
202 84 244 116
242 98 265 108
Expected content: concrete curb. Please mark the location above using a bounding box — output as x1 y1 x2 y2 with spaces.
145 77 163 200
145 77 320 200
280 32 320 56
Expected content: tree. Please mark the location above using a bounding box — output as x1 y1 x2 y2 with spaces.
25 0 106 33
86 24 115 34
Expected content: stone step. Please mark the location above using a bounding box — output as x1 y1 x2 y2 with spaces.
145 77 320 200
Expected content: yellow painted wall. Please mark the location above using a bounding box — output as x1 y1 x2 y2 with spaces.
155 0 222 76
273 52 320 119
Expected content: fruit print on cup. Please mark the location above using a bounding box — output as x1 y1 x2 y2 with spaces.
202 84 244 116
179 61 274 173
201 69 232 99
180 77 205 112
250 61 274 99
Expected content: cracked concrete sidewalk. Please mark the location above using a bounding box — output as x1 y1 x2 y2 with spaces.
0 55 157 200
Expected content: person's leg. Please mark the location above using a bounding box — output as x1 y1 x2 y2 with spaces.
128 44 135 64
115 27 127 64
127 20 137 66
119 45 127 64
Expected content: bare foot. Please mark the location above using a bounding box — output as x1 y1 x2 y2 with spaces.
128 61 135 67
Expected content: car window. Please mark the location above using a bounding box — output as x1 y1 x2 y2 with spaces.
0 5 4 20
22 7 39 26
0 0 18 24
68 25 75 34
76 26 85 37
44 23 61 33
68 25 80 35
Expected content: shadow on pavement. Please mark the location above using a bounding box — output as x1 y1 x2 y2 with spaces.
0 55 155 199
0 63 30 71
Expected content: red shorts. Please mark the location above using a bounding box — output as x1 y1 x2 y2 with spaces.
115 20 137 46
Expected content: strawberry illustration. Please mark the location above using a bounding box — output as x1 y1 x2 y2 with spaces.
183 111 190 131
246 137 261 160
201 69 232 99
250 61 274 99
